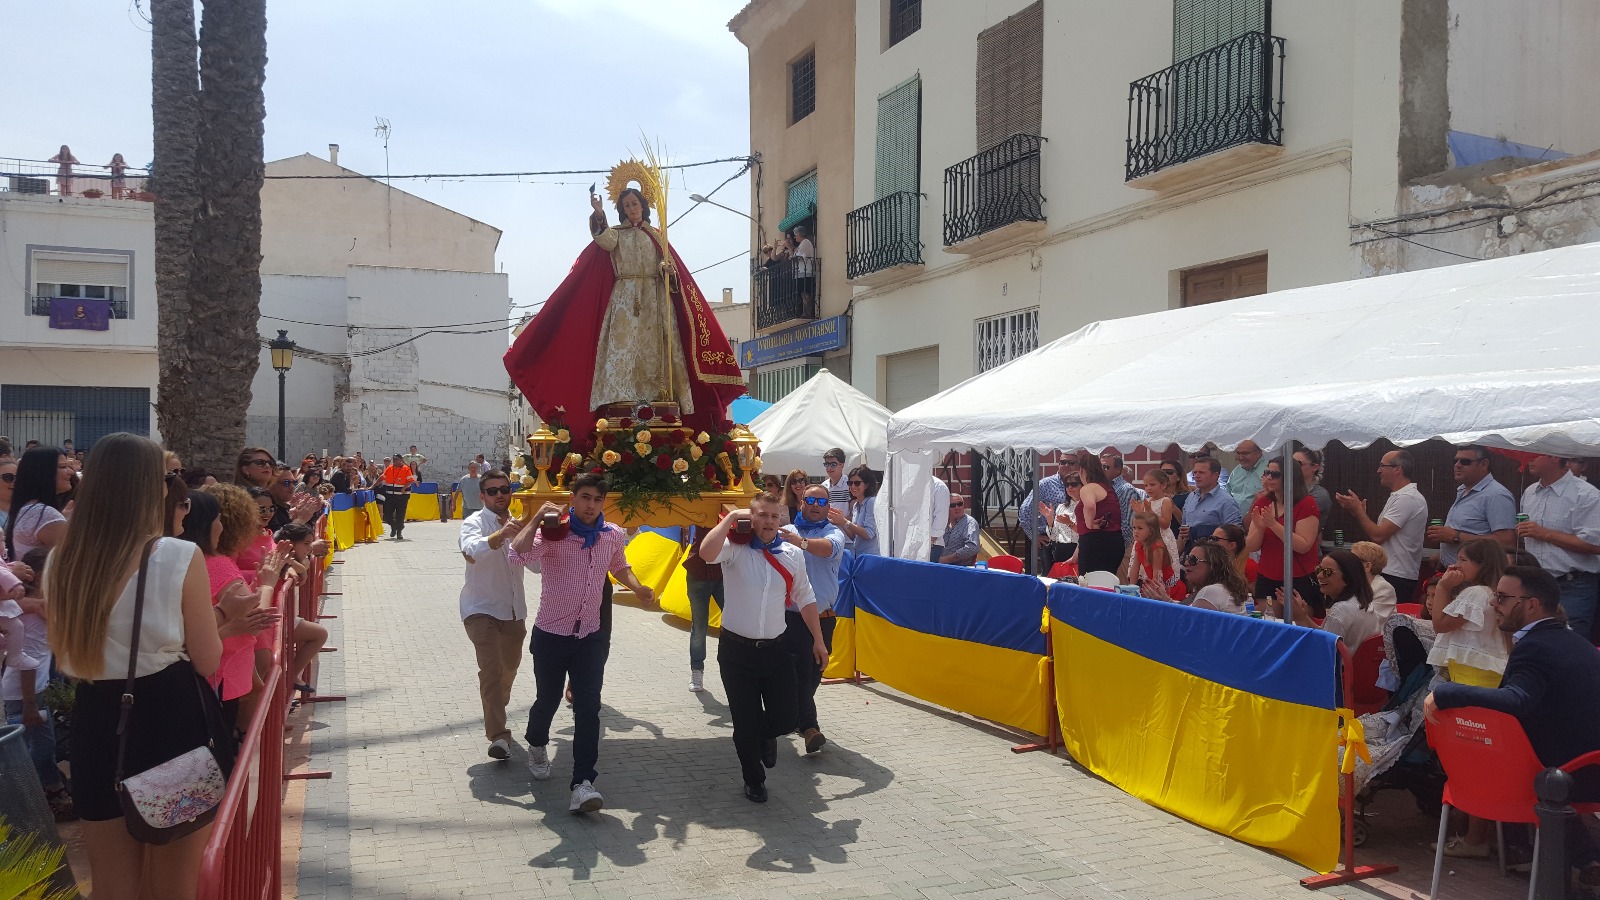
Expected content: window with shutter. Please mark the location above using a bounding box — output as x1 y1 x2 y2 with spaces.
780 171 819 234
30 250 134 319
875 76 921 199
1181 254 1267 306
1172 0 1264 61
975 1 1043 152
888 0 922 47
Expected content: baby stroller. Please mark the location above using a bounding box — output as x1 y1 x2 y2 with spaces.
1349 613 1446 847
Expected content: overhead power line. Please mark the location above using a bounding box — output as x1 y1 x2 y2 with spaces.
264 155 754 181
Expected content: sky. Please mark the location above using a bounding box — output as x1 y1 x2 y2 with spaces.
2 0 754 321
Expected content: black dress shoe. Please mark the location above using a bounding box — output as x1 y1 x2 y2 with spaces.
761 737 777 768
744 782 768 803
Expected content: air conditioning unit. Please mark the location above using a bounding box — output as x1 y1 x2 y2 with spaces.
8 177 49 194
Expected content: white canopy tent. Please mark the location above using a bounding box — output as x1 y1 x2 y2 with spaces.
746 368 892 477
883 241 1600 558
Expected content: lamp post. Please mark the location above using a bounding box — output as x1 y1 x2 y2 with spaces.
268 329 296 462
688 193 753 221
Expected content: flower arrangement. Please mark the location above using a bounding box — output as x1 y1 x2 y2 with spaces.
542 415 754 516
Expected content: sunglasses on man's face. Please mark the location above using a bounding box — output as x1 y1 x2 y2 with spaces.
482 486 514 497
803 497 829 506
949 502 964 509
1453 457 1482 467
823 460 841 469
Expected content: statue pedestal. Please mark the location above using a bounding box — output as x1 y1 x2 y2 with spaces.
512 488 755 529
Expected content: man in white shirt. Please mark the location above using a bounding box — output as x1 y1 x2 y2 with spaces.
1335 449 1429 602
457 470 527 760
1517 453 1600 642
700 492 828 803
927 475 951 562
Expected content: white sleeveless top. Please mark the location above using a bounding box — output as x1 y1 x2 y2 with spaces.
58 538 198 680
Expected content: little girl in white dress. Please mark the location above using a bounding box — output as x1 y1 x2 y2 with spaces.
0 564 42 672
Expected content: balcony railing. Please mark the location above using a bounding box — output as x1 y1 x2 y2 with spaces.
753 256 821 330
30 295 130 319
942 134 1046 247
1126 31 1286 181
1 156 151 198
846 191 922 280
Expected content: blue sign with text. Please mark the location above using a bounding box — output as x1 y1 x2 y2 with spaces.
740 314 849 369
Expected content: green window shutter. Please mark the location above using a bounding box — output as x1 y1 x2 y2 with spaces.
1172 0 1264 61
875 76 921 199
780 171 818 233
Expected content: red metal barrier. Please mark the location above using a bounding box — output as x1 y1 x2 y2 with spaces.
196 521 334 898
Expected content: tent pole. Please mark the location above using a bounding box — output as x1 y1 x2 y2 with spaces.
1282 442 1295 621
888 452 897 558
1028 450 1040 575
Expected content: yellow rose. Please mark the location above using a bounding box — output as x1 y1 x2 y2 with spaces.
635 443 651 457
696 432 710 444
689 445 703 461
601 450 620 466
594 418 609 430
672 458 689 474
566 452 582 465
556 428 571 443
636 430 652 443
751 456 764 471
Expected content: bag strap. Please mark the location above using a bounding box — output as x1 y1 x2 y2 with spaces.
114 536 162 787
760 548 795 610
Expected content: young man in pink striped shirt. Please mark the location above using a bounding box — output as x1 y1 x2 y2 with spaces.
507 473 655 813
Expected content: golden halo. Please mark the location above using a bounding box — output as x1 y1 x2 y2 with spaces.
606 160 659 208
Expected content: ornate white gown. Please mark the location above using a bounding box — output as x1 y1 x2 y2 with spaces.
588 222 694 413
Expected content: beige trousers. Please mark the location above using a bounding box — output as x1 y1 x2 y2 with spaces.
462 614 527 743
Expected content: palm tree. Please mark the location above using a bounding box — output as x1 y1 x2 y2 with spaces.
151 0 268 474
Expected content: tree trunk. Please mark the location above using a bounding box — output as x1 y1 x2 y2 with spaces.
152 0 269 475
151 0 201 458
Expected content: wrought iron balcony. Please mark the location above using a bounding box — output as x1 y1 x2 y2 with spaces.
1126 31 1286 182
846 191 922 280
942 134 1046 248
29 295 130 318
753 256 821 330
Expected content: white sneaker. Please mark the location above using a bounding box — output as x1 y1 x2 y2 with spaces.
526 744 552 781
689 669 704 693
488 737 512 760
569 780 604 813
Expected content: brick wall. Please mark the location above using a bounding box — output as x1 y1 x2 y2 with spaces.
246 415 343 462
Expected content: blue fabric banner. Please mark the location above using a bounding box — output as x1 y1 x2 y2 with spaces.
851 555 1046 654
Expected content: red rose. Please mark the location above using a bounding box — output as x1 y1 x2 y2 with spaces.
656 454 672 470
662 413 679 424
638 405 655 420
590 466 604 474
719 420 735 432
703 465 717 480
618 417 634 430
600 433 616 447
621 451 636 464
669 430 686 445
723 441 737 453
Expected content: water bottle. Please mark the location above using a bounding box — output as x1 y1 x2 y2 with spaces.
1244 596 1261 618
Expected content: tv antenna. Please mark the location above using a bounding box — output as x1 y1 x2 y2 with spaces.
373 117 392 186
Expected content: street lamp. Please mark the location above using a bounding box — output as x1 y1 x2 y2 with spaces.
269 329 296 462
688 193 753 221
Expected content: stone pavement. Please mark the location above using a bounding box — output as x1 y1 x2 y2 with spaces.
295 520 1479 899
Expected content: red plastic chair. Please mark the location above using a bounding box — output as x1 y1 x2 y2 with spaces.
1349 634 1389 716
1395 602 1424 618
987 554 1024 573
1047 561 1078 579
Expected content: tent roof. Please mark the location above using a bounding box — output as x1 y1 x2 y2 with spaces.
748 368 892 474
889 241 1600 456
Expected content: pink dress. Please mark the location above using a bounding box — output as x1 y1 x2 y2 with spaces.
206 555 257 701
235 531 282 652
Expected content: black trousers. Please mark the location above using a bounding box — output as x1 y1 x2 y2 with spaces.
525 627 610 788
718 633 797 787
1380 573 1419 605
783 611 836 734
381 489 409 537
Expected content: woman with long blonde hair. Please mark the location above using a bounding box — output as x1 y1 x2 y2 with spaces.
49 433 232 899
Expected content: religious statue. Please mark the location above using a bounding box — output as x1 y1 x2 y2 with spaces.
504 156 745 453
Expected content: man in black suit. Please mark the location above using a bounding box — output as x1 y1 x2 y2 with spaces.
1425 565 1600 876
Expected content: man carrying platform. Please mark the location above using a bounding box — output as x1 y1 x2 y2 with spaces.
699 492 829 802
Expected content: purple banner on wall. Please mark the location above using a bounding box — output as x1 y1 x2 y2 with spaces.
48 297 110 331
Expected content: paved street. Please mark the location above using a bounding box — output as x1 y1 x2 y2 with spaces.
294 521 1427 899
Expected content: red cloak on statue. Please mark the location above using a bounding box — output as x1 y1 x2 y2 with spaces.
504 228 745 453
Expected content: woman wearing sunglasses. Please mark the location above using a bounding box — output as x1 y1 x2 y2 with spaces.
827 466 880 557
1245 457 1322 609
1206 524 1256 584
0 458 16 532
1144 542 1249 614
783 469 809 525
1272 549 1381 647
233 447 277 489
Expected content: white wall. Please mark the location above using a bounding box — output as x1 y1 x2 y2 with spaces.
1448 0 1600 156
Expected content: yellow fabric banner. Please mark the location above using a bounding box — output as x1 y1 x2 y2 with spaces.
822 616 855 679
1051 618 1340 873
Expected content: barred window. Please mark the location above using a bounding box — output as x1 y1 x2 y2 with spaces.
974 307 1039 374
889 0 922 47
790 51 816 124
